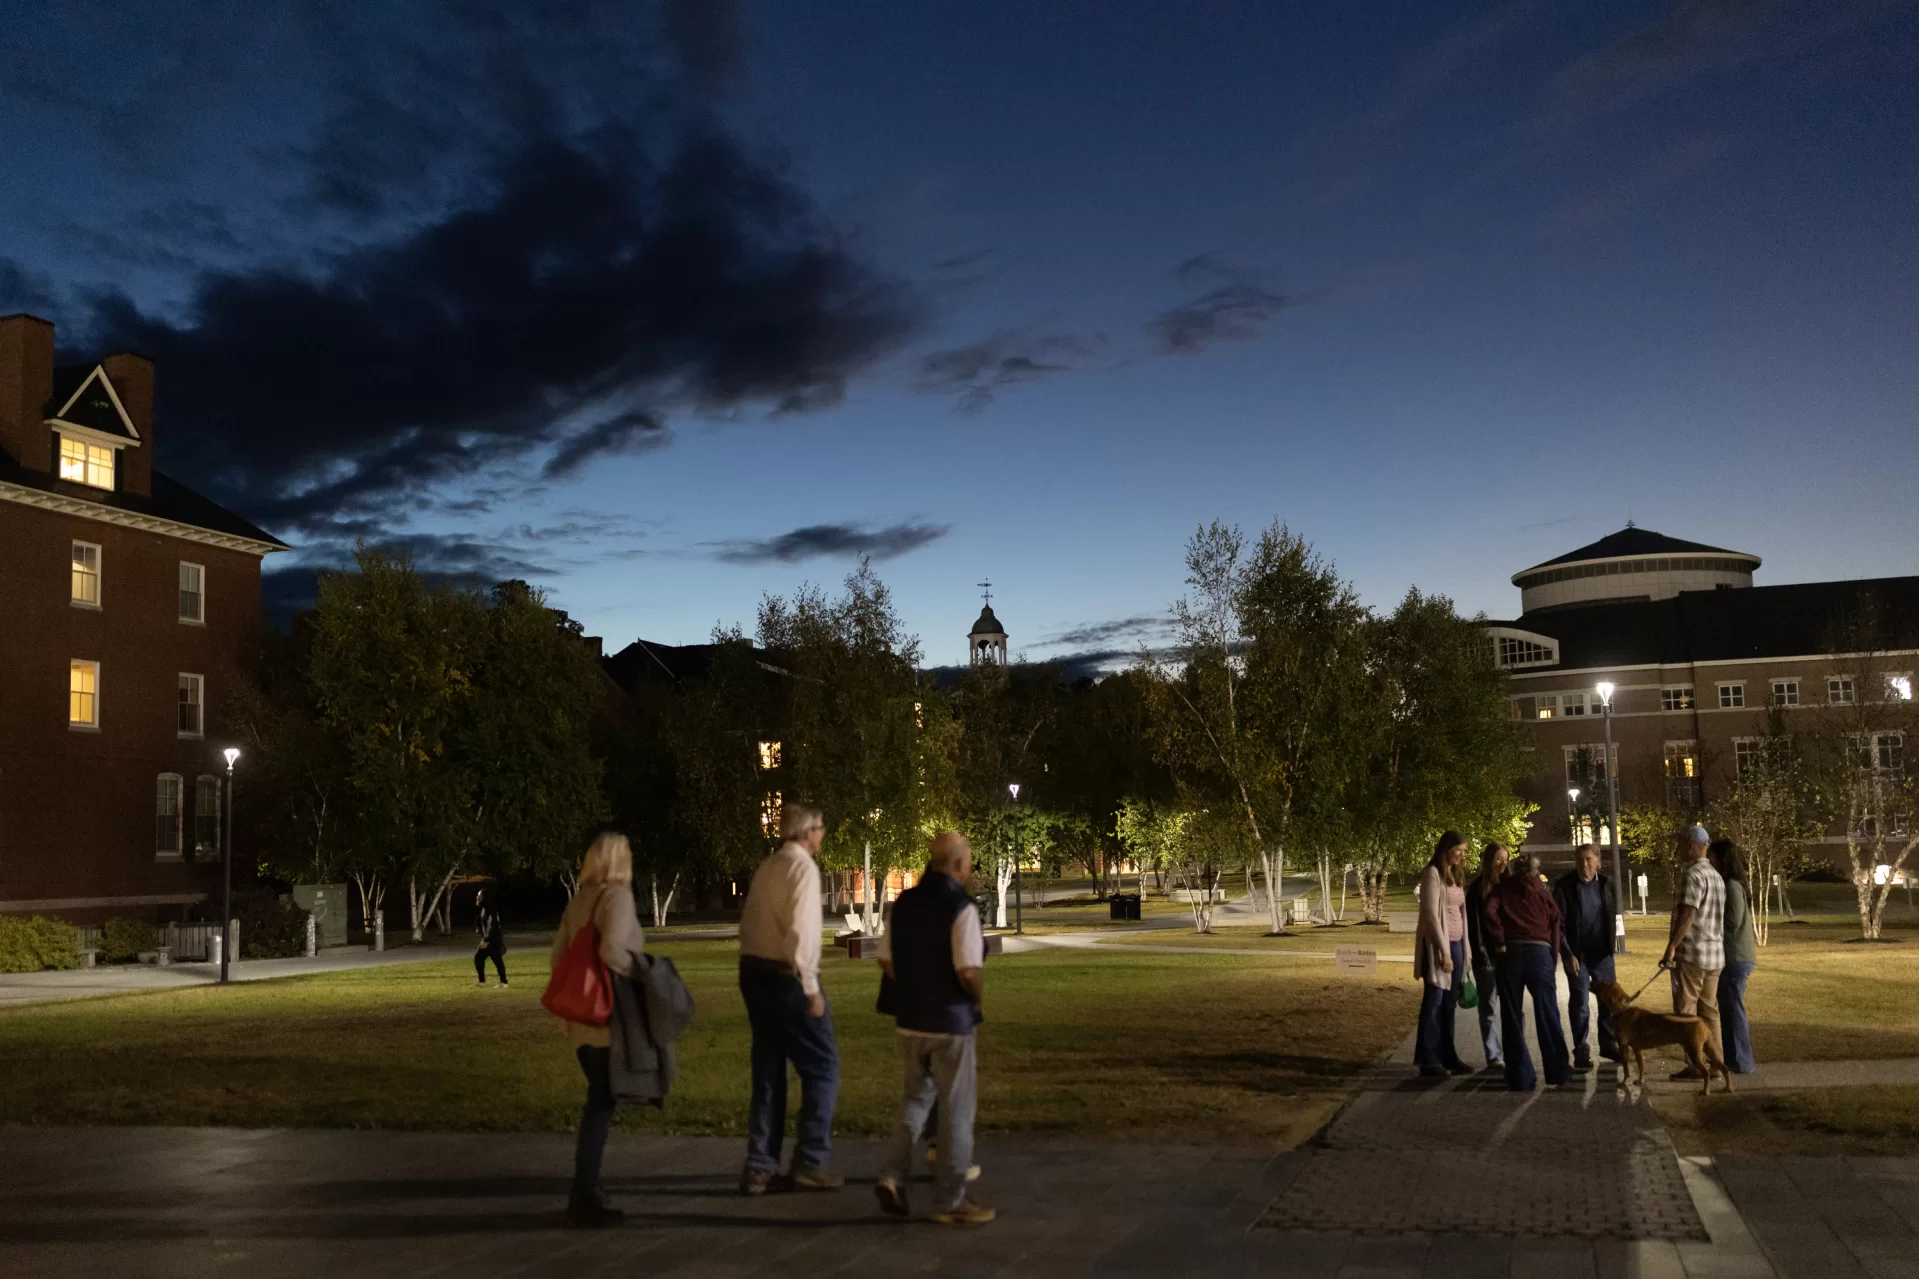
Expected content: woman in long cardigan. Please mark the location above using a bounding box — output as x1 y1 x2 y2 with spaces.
550 832 646 1228
1710 839 1759 1074
1463 843 1508 1071
1413 831 1474 1077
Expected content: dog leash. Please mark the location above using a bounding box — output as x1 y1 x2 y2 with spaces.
1623 964 1670 1006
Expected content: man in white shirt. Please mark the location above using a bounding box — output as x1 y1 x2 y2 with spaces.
737 801 841 1195
873 832 994 1226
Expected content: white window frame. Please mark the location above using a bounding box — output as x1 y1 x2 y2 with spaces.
71 540 102 608
1535 694 1559 720
1733 736 1767 779
194 775 222 860
1829 676 1856 706
1664 739 1702 808
1563 743 1616 786
1718 681 1746 709
1770 678 1799 707
1488 627 1559 670
156 773 184 861
178 562 206 624
69 659 100 730
1662 686 1695 711
58 433 115 490
1561 691 1588 718
178 673 204 739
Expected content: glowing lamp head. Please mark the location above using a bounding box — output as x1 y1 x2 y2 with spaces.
1595 681 1615 707
1568 787 1580 804
1008 783 1021 800
222 747 241 769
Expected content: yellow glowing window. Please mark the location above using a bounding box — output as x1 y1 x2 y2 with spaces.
761 792 782 835
757 740 782 770
58 435 115 489
70 660 99 726
71 542 100 604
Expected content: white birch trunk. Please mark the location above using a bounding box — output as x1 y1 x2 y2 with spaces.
994 858 1014 928
416 868 458 942
650 872 681 928
1257 847 1286 934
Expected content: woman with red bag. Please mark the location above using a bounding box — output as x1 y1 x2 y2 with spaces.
548 831 644 1227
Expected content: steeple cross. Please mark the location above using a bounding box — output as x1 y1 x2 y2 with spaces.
977 579 993 605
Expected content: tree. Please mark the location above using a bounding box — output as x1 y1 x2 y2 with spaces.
1708 709 1819 946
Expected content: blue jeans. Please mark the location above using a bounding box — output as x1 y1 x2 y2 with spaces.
1472 962 1502 1065
1496 944 1571 1091
1566 953 1618 1062
740 965 839 1173
884 1032 978 1210
1414 941 1467 1070
573 1046 617 1207
1718 961 1756 1073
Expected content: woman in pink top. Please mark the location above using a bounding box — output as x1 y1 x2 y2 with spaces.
1413 831 1474 1078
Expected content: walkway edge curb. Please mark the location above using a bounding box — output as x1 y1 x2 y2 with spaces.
1676 1155 1778 1277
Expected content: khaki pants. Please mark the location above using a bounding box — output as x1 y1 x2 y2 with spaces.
1671 961 1724 1062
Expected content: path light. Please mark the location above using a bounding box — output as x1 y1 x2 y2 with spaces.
1008 783 1023 935
220 748 241 983
1593 682 1624 955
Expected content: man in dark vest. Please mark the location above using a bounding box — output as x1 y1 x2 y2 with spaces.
1553 842 1620 1070
873 832 994 1226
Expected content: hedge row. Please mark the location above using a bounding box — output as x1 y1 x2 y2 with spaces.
0 916 82 973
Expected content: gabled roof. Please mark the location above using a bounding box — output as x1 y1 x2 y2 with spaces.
0 449 287 552
970 604 1006 637
1523 526 1755 572
1486 576 1919 672
46 364 139 443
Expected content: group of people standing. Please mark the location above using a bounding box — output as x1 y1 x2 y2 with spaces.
1414 824 1759 1090
550 804 994 1228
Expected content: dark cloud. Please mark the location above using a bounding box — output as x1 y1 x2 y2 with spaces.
1149 254 1293 355
259 530 559 631
1035 614 1177 650
662 0 751 96
0 256 55 313
914 332 1103 413
712 521 950 565
85 130 918 534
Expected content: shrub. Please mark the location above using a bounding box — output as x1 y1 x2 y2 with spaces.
231 889 306 959
0 916 82 973
100 917 161 963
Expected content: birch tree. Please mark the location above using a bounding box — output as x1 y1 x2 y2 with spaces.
1708 711 1818 946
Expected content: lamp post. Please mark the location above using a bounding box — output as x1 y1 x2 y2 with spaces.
1594 682 1625 955
1008 782 1023 936
220 746 240 982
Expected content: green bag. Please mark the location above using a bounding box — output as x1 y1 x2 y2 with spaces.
1457 973 1479 1010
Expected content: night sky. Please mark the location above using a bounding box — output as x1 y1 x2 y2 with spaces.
4 1 1915 669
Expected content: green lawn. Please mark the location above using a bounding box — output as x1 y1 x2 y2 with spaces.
0 939 1416 1148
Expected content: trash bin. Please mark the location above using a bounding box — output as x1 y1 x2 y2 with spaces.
1110 893 1142 921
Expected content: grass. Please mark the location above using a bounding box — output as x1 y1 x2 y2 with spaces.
0 939 1415 1148
1656 1086 1919 1158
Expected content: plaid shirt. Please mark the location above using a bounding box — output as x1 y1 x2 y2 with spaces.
1674 858 1726 970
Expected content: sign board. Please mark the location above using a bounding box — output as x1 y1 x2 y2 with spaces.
1334 945 1378 976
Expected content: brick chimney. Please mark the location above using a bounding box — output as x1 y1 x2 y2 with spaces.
0 314 55 474
101 351 155 497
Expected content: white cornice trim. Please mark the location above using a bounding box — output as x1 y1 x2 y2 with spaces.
0 479 285 558
53 364 141 441
49 419 139 451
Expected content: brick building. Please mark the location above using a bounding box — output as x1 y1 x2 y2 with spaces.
0 314 286 922
1486 526 1919 861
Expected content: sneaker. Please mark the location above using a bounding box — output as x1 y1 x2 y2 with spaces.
1485 1059 1505 1071
565 1201 624 1228
923 1145 982 1181
931 1196 996 1226
739 1166 776 1196
788 1166 845 1191
498 980 509 987
1574 1052 1593 1071
875 1177 909 1217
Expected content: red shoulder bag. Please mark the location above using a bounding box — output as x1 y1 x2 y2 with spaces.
542 921 613 1026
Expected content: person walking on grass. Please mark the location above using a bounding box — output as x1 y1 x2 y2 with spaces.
1553 843 1620 1071
550 833 644 1228
474 888 507 987
1709 838 1757 1074
738 802 841 1196
874 832 995 1226
1482 852 1576 1091
1412 832 1475 1079
1660 825 1727 1081
1464 843 1508 1072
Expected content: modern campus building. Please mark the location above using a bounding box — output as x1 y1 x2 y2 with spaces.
1487 526 1919 858
0 314 286 922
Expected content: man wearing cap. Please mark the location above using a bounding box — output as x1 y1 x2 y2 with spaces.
1659 825 1727 1081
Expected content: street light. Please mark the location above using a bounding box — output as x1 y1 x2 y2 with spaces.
1008 783 1023 935
220 747 240 982
1593 682 1625 955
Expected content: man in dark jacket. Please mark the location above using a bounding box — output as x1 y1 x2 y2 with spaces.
1481 853 1576 1091
1553 843 1619 1070
474 889 507 987
873 832 994 1227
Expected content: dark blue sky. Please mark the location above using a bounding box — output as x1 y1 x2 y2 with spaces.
4 1 1915 667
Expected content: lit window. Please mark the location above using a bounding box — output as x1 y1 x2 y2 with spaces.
156 774 183 859
178 674 204 737
179 563 204 623
71 542 100 605
1665 741 1701 808
1536 695 1558 720
1718 682 1745 709
1562 692 1587 717
194 776 221 859
1771 680 1799 706
1662 687 1695 711
757 740 782 770
58 435 114 489
761 792 782 836
69 660 99 727
1829 677 1855 705
1888 675 1913 702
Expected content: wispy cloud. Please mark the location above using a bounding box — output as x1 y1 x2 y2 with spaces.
712 520 950 565
914 331 1104 413
1148 253 1295 356
1553 133 1736 230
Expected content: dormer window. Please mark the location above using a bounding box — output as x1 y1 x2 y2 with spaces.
58 435 115 490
